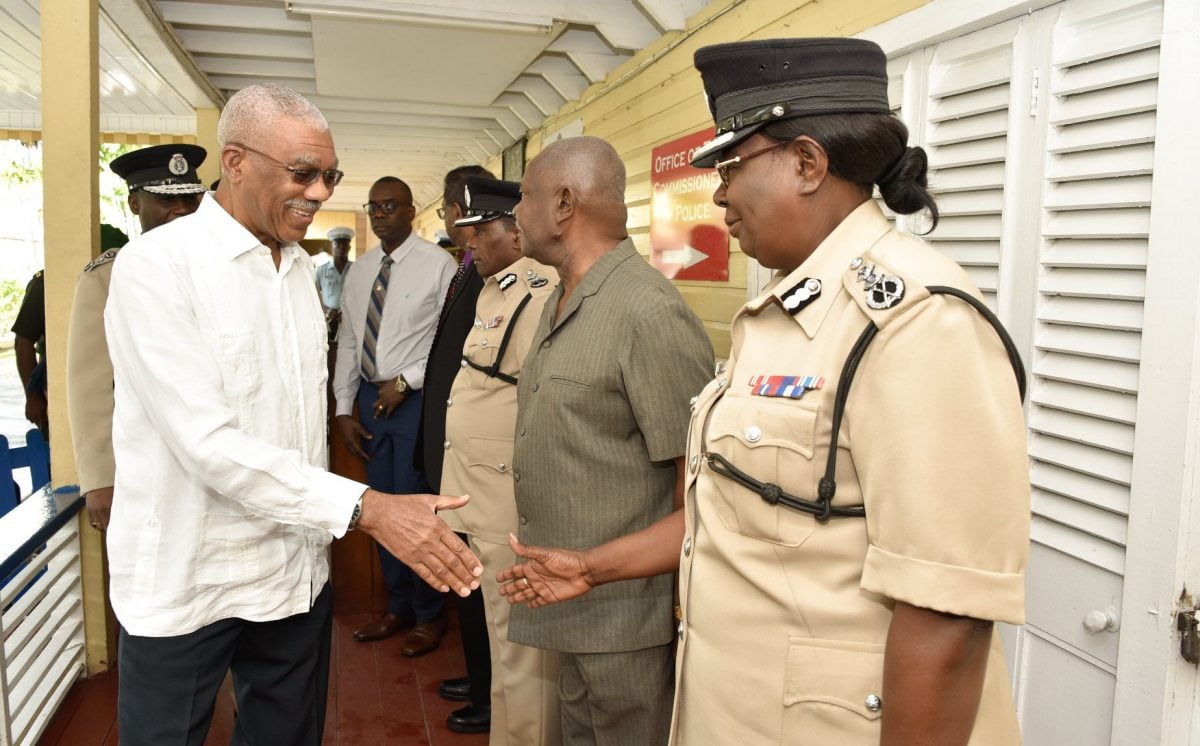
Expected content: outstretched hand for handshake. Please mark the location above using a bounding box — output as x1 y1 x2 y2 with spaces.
497 533 596 608
356 489 483 597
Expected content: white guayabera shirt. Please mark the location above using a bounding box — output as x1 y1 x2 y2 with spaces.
104 194 365 637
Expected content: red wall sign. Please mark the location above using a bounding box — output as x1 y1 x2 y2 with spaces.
649 128 729 282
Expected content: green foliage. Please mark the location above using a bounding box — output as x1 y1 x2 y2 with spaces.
0 278 24 333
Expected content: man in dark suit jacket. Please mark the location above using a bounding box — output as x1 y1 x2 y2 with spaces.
413 164 495 735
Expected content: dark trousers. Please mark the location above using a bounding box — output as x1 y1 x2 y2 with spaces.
118 584 333 746
357 382 445 622
456 532 492 707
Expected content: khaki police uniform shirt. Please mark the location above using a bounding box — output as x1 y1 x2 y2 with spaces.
510 239 714 654
441 256 557 542
671 201 1029 745
67 249 120 494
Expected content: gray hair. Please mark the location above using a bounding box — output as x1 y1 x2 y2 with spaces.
535 136 626 205
217 84 329 147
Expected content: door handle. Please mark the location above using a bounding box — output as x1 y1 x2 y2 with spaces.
1082 608 1120 634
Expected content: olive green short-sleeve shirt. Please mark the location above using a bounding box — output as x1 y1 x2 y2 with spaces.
510 239 714 654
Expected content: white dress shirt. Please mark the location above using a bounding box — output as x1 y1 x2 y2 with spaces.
333 233 455 415
104 194 365 637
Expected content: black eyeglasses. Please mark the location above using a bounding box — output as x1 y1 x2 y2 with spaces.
714 141 789 187
363 200 412 216
230 142 343 189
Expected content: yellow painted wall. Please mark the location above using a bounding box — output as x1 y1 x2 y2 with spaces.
521 0 929 357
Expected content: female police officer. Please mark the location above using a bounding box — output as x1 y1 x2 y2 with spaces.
499 38 1029 745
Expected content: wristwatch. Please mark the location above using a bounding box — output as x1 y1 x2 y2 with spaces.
394 375 410 395
348 495 363 531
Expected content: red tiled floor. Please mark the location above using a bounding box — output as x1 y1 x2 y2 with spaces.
38 610 486 746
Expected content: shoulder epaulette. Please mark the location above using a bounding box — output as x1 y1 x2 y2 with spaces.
83 248 120 273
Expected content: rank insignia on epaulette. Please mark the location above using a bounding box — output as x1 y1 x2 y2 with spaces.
864 274 905 310
484 315 504 329
525 269 548 288
747 375 824 399
499 273 517 291
83 249 118 272
779 278 822 315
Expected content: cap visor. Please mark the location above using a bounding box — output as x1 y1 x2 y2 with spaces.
453 213 505 228
690 127 759 168
141 182 208 195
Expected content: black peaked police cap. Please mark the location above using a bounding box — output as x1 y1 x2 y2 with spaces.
690 38 890 168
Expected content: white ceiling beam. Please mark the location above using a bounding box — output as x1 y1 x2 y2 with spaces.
525 55 590 101
631 0 702 32
191 56 316 79
100 0 224 107
493 92 543 128
506 75 566 116
158 1 311 33
208 75 316 94
174 28 313 59
322 109 500 132
547 28 630 82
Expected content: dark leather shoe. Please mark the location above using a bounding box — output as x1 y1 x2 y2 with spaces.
401 613 448 657
447 704 491 734
353 612 414 643
438 676 471 702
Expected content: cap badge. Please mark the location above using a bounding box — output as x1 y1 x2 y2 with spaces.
498 273 517 291
168 153 188 175
748 375 825 399
463 185 472 206
779 277 822 315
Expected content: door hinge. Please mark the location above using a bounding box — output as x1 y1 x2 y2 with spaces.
1176 587 1199 665
1029 68 1040 117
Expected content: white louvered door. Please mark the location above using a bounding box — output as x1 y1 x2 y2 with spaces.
866 0 1172 741
1019 1 1162 743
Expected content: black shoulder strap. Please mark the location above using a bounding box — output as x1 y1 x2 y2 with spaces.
463 292 534 386
814 288 1026 522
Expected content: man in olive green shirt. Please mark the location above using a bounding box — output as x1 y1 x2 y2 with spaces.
506 136 713 745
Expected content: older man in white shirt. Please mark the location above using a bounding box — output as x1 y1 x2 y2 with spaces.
333 175 457 655
104 83 480 746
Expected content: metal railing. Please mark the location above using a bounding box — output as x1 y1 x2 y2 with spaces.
0 486 85 746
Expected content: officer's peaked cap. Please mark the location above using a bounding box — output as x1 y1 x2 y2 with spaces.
110 144 207 195
690 38 890 168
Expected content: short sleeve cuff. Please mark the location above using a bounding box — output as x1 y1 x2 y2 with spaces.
305 471 367 538
861 544 1025 625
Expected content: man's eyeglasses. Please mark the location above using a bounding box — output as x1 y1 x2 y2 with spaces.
363 200 412 216
714 141 789 187
435 203 459 220
230 142 344 189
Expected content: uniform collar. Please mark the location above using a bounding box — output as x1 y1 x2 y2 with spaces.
745 200 891 339
201 193 306 263
488 255 539 292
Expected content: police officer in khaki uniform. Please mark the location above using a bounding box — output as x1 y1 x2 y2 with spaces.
500 39 1030 745
440 176 561 745
67 144 207 530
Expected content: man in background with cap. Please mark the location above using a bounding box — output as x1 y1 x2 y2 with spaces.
67 143 207 531
335 175 457 655
317 225 353 340
415 164 495 729
440 175 561 744
500 136 713 745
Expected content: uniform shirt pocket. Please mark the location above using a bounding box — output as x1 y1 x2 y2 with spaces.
705 397 819 546
466 434 515 475
783 636 885 741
